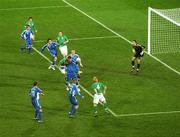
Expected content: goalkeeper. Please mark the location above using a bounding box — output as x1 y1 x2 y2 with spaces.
131 40 145 73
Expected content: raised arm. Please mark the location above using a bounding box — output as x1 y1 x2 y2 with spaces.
41 44 47 53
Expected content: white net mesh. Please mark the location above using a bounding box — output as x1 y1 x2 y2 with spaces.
150 8 180 54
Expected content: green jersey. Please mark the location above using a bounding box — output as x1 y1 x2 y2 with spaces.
59 58 66 66
25 21 36 34
91 82 106 94
56 35 68 47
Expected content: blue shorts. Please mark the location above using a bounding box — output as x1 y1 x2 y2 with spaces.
69 95 78 105
66 73 77 82
25 39 32 48
32 99 41 110
50 51 57 58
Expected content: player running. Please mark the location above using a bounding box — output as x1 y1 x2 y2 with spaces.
68 80 84 118
131 40 145 73
91 76 109 117
56 32 69 57
20 25 34 53
41 38 59 70
25 17 37 39
29 81 44 123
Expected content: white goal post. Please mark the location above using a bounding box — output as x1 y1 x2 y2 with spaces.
148 7 180 54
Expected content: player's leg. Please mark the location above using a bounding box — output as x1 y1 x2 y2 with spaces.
93 94 99 116
35 100 43 122
27 40 33 54
131 56 136 71
48 55 57 70
69 96 78 117
136 58 141 72
100 95 108 113
31 100 38 119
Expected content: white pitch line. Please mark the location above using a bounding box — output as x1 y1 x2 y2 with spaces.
32 47 118 117
62 0 180 76
34 35 119 43
0 5 69 11
116 110 180 117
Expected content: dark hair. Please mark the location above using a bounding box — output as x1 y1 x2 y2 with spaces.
132 40 137 43
33 81 38 86
47 38 52 43
28 17 33 20
67 56 72 59
26 25 30 28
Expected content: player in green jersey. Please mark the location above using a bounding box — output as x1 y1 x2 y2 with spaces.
56 32 69 57
91 76 109 117
25 17 37 39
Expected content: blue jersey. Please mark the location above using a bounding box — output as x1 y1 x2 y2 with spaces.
41 42 58 57
71 54 79 64
66 62 79 74
29 86 42 100
21 29 32 41
69 84 81 97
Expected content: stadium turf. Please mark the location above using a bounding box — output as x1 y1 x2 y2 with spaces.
0 0 180 137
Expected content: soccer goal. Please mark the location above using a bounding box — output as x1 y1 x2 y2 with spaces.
148 7 180 54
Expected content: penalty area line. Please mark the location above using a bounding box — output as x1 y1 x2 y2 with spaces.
116 110 180 117
32 47 118 117
0 5 69 11
62 0 180 76
34 35 119 43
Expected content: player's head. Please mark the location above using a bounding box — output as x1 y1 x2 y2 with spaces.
47 38 52 44
66 55 72 63
132 40 137 47
28 17 33 21
71 50 76 55
58 32 63 36
93 76 98 82
26 25 30 30
33 81 38 86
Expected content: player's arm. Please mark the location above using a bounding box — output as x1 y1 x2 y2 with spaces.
41 44 47 53
77 57 83 68
103 85 107 95
140 45 145 56
38 88 45 96
76 88 84 98
64 36 69 44
20 30 26 40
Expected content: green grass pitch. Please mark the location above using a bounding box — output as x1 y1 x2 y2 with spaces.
0 0 180 137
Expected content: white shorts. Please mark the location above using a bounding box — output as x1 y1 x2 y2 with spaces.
93 93 106 104
59 45 68 57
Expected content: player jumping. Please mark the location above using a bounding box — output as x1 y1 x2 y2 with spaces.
20 25 34 53
91 76 109 117
131 40 145 73
25 17 37 39
68 80 84 118
56 32 69 57
29 81 44 123
41 38 59 70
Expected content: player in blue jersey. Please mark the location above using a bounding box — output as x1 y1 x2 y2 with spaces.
70 50 83 79
41 38 59 70
29 81 44 123
65 56 79 84
68 80 84 118
20 25 34 53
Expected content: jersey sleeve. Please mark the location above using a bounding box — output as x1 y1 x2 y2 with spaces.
41 44 47 53
37 88 42 93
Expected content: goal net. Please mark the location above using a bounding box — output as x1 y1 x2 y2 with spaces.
148 7 180 54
